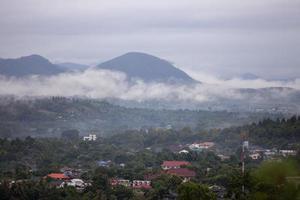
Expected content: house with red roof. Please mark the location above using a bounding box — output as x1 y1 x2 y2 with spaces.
110 179 152 190
166 168 196 182
161 161 191 170
132 180 152 190
110 179 131 187
46 173 69 180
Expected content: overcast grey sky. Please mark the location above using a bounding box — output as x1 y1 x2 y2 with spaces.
0 0 300 79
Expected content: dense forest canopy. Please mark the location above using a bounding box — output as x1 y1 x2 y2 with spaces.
0 96 281 138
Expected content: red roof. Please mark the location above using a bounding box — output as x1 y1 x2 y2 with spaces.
162 161 191 167
166 168 196 178
47 173 69 180
132 184 152 189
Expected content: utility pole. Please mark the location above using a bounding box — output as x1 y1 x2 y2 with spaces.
242 141 245 193
240 132 247 194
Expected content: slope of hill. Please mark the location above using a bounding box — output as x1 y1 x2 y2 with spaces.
216 116 300 148
0 97 278 138
0 55 64 77
97 52 196 83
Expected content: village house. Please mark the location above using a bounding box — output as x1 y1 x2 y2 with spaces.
249 153 261 160
263 149 277 159
46 173 70 188
217 154 230 161
132 180 152 189
243 141 249 149
119 163 126 168
161 161 191 170
97 160 112 167
83 134 97 141
110 179 131 187
46 173 69 180
59 167 81 178
60 178 89 190
279 150 297 157
189 142 215 152
166 168 196 182
110 179 152 189
178 149 189 154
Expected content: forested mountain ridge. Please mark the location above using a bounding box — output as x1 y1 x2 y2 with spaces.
0 97 279 138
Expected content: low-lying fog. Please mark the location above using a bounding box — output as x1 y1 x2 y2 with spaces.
0 69 299 103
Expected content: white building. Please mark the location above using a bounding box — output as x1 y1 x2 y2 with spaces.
217 154 230 161
83 134 97 141
249 153 260 160
279 150 297 157
243 141 249 149
189 142 215 151
60 179 88 190
178 150 189 154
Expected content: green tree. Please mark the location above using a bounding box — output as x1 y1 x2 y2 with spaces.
147 174 182 199
111 185 134 200
177 182 216 200
251 160 300 200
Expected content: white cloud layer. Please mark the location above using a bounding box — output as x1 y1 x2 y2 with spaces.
0 69 299 103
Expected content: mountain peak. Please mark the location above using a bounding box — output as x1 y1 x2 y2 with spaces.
0 55 64 77
21 54 48 60
97 52 196 83
121 52 163 58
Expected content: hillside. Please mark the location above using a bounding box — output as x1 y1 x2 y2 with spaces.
0 55 64 77
97 52 196 83
0 97 278 138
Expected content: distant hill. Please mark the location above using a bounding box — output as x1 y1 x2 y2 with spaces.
97 52 197 83
57 62 89 72
0 55 65 77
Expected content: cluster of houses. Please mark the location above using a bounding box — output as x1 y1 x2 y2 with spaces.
241 141 298 160
161 161 196 182
45 167 90 190
240 141 297 160
46 173 89 190
167 140 298 164
96 160 126 168
166 141 216 155
110 179 152 190
110 160 196 190
248 148 297 160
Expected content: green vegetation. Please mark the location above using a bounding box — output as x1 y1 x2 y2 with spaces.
0 97 279 138
177 182 216 200
217 116 300 148
0 159 299 199
0 98 299 199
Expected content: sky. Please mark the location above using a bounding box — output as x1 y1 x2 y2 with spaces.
0 0 300 79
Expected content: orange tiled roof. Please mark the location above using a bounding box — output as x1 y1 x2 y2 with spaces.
47 173 68 179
